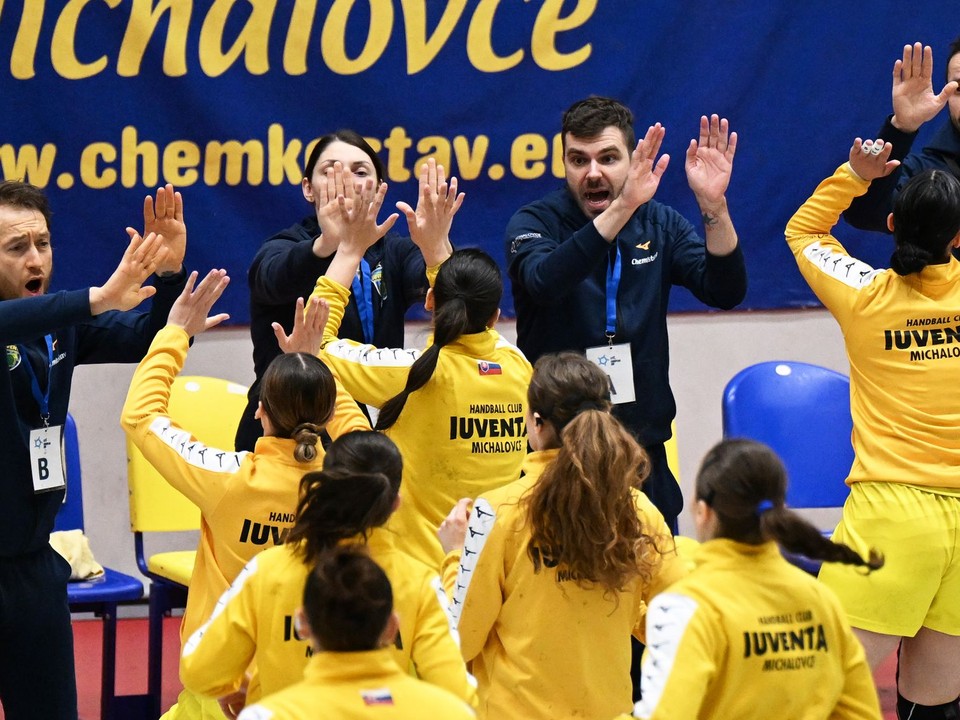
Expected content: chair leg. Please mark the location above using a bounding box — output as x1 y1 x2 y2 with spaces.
99 603 118 720
147 586 166 720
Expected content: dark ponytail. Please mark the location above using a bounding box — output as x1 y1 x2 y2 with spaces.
890 169 960 276
697 439 883 570
286 431 403 565
287 470 397 565
375 249 502 430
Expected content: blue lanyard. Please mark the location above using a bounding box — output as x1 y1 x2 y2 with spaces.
605 244 621 344
351 258 375 344
19 334 54 426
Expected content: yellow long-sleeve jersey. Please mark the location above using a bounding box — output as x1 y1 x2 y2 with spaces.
448 449 687 720
635 540 881 720
236 649 475 720
180 529 477 707
786 163 960 491
311 277 533 566
120 326 369 642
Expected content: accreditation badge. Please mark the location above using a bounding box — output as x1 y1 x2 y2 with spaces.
585 343 635 404
29 424 66 493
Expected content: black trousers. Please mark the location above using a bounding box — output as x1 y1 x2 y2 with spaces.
0 545 77 720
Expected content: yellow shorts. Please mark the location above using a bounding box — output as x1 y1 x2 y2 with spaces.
818 481 960 637
160 688 229 720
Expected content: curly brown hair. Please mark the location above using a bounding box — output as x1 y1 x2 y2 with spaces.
523 353 665 592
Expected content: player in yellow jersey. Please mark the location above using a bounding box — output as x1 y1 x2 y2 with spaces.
635 439 882 720
236 547 475 720
122 270 369 720
438 353 686 719
787 138 960 719
310 162 532 567
180 430 475 716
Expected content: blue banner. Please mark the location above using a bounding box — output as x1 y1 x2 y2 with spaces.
0 0 955 322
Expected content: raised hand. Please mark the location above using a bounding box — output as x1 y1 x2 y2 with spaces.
90 229 170 314
336 175 399 257
166 269 231 337
272 295 329 356
396 158 463 266
310 161 351 258
848 138 900 182
891 43 959 133
438 497 473 554
619 123 671 210
143 184 186 275
685 115 737 207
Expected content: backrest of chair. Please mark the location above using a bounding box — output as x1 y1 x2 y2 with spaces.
721 361 853 509
55 413 85 532
127 375 249 533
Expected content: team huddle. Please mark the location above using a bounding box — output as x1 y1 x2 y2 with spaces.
2 38 960 720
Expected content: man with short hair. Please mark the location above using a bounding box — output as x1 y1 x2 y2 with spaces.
505 97 747 532
844 40 960 232
0 180 187 719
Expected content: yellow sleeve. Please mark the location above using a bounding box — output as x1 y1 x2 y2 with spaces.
634 592 719 720
324 373 372 439
451 498 504 663
426 262 442 288
180 554 261 698
831 610 883 719
631 495 689 642
409 568 478 708
120 325 245 516
310 275 351 349
440 550 461 601
785 163 881 329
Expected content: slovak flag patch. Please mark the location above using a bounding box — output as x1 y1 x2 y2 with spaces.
478 361 502 375
361 688 394 706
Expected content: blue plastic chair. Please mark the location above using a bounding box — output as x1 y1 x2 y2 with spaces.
56 414 146 720
721 361 854 571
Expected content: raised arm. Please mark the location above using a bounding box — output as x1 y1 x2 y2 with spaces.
396 158 463 268
685 115 738 258
143 183 186 277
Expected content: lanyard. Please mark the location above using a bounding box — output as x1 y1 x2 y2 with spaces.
605 244 621 345
351 258 375 344
19 334 54 426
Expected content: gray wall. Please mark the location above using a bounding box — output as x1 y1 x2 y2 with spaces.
67 309 848 584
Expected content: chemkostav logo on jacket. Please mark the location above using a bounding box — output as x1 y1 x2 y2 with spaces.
631 239 658 266
883 315 960 362
449 402 526 454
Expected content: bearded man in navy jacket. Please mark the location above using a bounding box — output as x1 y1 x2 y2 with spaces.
505 97 747 532
0 180 187 720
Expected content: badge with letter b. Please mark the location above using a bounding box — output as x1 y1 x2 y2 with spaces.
30 424 66 493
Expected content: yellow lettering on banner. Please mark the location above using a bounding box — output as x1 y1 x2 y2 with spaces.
383 127 412 182
163 141 201 186
121 126 159 188
199 0 274 77
282 0 318 75
452 135 488 180
204 139 264 185
510 133 548 180
414 137 452 174
552 132 564 177
467 0 521 72
52 0 121 79
364 137 382 154
79 142 117 188
268 123 303 185
6 0 44 79
401 0 467 74
322 0 393 75
118 0 191 77
0 143 56 187
531 0 595 70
